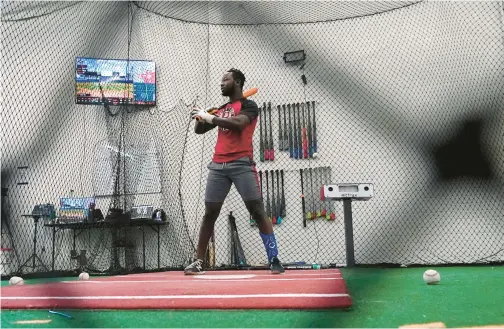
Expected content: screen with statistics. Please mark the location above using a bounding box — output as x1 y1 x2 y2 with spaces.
75 57 156 106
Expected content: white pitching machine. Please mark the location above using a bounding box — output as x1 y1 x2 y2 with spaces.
320 183 373 201
320 183 374 267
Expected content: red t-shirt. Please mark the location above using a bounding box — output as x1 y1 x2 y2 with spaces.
212 98 259 163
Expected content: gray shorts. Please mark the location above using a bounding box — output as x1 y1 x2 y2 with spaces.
205 156 262 203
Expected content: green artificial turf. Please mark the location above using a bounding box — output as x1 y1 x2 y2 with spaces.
1 266 503 328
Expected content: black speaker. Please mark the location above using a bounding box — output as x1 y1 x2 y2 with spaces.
151 208 167 221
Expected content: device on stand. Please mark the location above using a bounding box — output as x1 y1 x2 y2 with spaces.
18 204 54 273
320 183 374 267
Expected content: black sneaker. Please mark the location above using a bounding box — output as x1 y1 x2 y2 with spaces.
269 257 285 274
184 259 205 275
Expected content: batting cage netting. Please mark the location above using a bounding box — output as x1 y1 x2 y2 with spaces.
1 1 503 277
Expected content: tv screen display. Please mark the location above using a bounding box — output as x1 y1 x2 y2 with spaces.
75 57 156 106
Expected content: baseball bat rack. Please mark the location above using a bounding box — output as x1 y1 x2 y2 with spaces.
300 166 336 225
250 169 286 226
259 100 318 162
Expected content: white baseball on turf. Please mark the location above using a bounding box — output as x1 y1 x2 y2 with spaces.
9 276 24 285
423 269 440 285
79 272 90 281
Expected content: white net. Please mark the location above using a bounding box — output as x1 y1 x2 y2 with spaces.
1 1 503 276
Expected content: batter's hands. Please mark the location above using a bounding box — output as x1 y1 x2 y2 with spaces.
191 106 215 124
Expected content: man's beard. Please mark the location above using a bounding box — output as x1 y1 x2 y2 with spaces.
222 86 233 96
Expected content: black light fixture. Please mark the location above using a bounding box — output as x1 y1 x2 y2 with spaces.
283 50 306 63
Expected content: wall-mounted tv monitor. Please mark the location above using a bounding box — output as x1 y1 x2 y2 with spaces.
75 57 156 106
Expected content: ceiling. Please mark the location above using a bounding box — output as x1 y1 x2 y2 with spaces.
135 1 423 25
1 1 423 24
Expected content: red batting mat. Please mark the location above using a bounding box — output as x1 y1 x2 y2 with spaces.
0 269 352 310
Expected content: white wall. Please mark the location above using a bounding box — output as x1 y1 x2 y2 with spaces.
1 1 503 275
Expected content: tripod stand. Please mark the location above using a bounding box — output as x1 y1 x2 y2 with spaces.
18 215 49 273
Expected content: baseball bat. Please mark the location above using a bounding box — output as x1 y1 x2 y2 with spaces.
233 230 247 266
315 168 320 217
306 168 313 220
205 232 214 266
324 167 331 219
259 170 263 194
320 167 327 217
263 102 269 161
293 103 299 159
312 100 317 153
276 169 282 224
230 222 236 264
268 102 274 161
209 232 215 267
277 105 283 151
300 168 306 227
288 103 293 158
229 211 247 266
195 87 258 121
282 104 288 151
309 167 316 220
280 169 286 218
297 103 303 160
325 166 336 220
307 101 313 158
252 170 264 226
302 102 308 159
259 104 264 162
266 170 271 222
316 167 324 218
271 170 277 224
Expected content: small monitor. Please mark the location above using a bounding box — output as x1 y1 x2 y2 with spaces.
75 57 156 106
131 205 154 219
59 197 95 219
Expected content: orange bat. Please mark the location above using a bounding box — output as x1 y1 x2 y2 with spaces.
195 87 258 121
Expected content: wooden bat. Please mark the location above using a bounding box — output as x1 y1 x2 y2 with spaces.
312 100 317 153
208 232 215 267
195 87 258 121
263 102 269 161
288 103 293 158
302 102 308 159
307 101 313 158
268 102 274 161
271 170 277 224
300 168 306 227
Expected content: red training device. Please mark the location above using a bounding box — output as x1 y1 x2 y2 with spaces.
320 186 325 201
